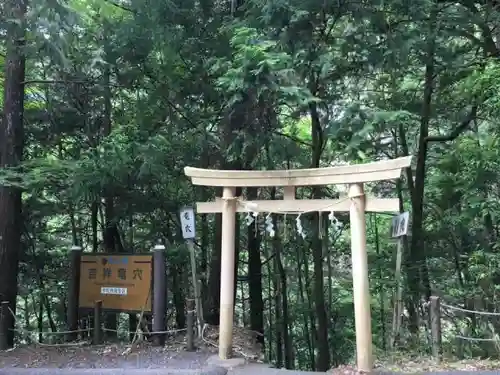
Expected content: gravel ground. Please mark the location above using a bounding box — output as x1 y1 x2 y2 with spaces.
377 373 500 375
0 370 251 375
2 345 500 375
1 369 500 375
0 345 215 369
0 370 227 375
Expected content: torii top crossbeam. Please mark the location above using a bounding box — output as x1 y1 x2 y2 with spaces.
184 156 412 187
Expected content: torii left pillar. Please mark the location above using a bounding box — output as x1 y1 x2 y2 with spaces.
349 183 372 371
219 187 237 359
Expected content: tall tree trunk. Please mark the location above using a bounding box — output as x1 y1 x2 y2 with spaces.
101 25 124 336
102 34 121 254
372 214 386 350
200 204 209 316
272 247 283 369
406 3 437 335
233 200 241 311
301 244 316 369
206 212 222 325
32 248 57 333
44 294 57 333
394 135 415 336
272 216 293 369
295 243 314 367
0 0 27 349
247 187 264 347
172 264 187 328
102 70 118 336
309 101 330 371
91 201 98 253
36 295 43 343
264 240 274 363
69 205 78 246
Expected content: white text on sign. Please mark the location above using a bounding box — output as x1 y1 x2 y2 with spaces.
179 207 196 239
100 287 128 296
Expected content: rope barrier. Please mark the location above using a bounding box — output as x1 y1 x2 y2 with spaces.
7 306 92 338
441 302 500 316
7 304 189 340
4 299 259 358
102 327 187 335
9 329 91 348
9 327 92 336
453 335 497 342
439 300 500 344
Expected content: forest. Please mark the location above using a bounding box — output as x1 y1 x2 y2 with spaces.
1 0 500 372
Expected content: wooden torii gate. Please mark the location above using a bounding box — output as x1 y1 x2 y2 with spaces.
184 156 412 372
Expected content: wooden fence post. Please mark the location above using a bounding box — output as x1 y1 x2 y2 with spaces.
186 299 195 351
0 301 10 350
93 300 102 345
67 245 81 342
430 296 442 362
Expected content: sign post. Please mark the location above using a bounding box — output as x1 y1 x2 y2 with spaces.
67 245 81 342
152 244 166 346
179 207 203 335
389 211 410 349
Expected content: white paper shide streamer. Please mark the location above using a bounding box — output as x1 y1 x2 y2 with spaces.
295 214 306 239
265 214 275 237
244 201 259 226
241 199 344 239
329 210 343 231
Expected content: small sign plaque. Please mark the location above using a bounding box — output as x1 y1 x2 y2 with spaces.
180 207 196 239
79 254 152 312
391 212 410 238
101 287 128 296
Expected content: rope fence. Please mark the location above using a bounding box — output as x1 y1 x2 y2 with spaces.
1 297 261 360
428 295 500 361
453 335 497 342
0 301 197 349
441 302 500 317
102 327 187 335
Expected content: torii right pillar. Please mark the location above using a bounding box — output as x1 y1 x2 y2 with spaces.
349 183 372 371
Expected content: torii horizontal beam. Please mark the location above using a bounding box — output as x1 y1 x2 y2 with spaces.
196 197 400 213
184 156 412 187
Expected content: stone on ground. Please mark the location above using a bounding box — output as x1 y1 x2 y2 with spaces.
206 355 246 369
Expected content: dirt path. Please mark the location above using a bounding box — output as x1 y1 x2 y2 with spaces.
230 369 500 375
2 345 500 375
0 370 225 375
228 363 325 375
227 362 500 375
0 344 214 369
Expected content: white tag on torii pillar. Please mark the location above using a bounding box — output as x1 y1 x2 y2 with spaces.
179 207 196 239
